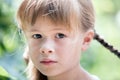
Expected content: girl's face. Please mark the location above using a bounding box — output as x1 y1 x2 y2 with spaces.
24 17 90 77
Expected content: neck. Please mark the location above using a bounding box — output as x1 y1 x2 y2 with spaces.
48 64 92 80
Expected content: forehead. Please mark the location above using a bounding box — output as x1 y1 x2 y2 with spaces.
27 17 70 31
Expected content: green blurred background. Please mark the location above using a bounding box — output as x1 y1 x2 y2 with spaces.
0 0 120 80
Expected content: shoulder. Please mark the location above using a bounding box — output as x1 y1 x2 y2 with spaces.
91 75 100 80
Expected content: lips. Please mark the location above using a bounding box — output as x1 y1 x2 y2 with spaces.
40 59 57 65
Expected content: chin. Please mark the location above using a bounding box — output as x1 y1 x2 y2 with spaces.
40 70 60 77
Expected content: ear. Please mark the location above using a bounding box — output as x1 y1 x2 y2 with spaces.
23 46 29 64
81 29 94 52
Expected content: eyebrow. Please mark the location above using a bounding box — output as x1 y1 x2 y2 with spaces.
29 29 40 32
28 27 67 32
52 28 66 31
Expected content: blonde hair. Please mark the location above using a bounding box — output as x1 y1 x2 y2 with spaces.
17 0 95 31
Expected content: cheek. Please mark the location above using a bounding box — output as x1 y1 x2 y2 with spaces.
27 40 41 60
28 39 41 51
56 39 82 61
57 44 81 70
28 46 40 67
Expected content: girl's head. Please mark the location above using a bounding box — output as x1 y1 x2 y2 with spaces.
17 0 95 80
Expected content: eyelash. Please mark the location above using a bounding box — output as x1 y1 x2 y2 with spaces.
55 33 66 39
32 34 42 39
32 33 66 39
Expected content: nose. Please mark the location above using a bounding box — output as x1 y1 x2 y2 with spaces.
39 39 55 55
41 48 53 54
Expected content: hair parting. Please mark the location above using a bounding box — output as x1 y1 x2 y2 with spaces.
94 33 120 58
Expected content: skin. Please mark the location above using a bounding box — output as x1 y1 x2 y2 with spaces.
24 17 95 80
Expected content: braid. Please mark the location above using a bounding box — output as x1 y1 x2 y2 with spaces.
94 33 120 58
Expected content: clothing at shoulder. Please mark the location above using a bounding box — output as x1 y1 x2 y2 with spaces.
91 75 100 80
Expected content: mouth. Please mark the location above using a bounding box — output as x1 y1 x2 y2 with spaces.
40 59 57 65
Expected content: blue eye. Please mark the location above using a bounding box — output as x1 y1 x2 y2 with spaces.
56 33 66 39
32 34 42 39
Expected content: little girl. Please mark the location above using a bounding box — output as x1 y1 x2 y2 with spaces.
16 0 120 80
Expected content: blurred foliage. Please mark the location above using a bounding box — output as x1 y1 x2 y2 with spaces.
0 66 10 78
0 0 26 80
0 0 120 80
0 0 19 56
0 66 16 80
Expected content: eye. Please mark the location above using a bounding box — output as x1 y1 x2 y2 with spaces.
55 33 66 39
32 34 42 39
